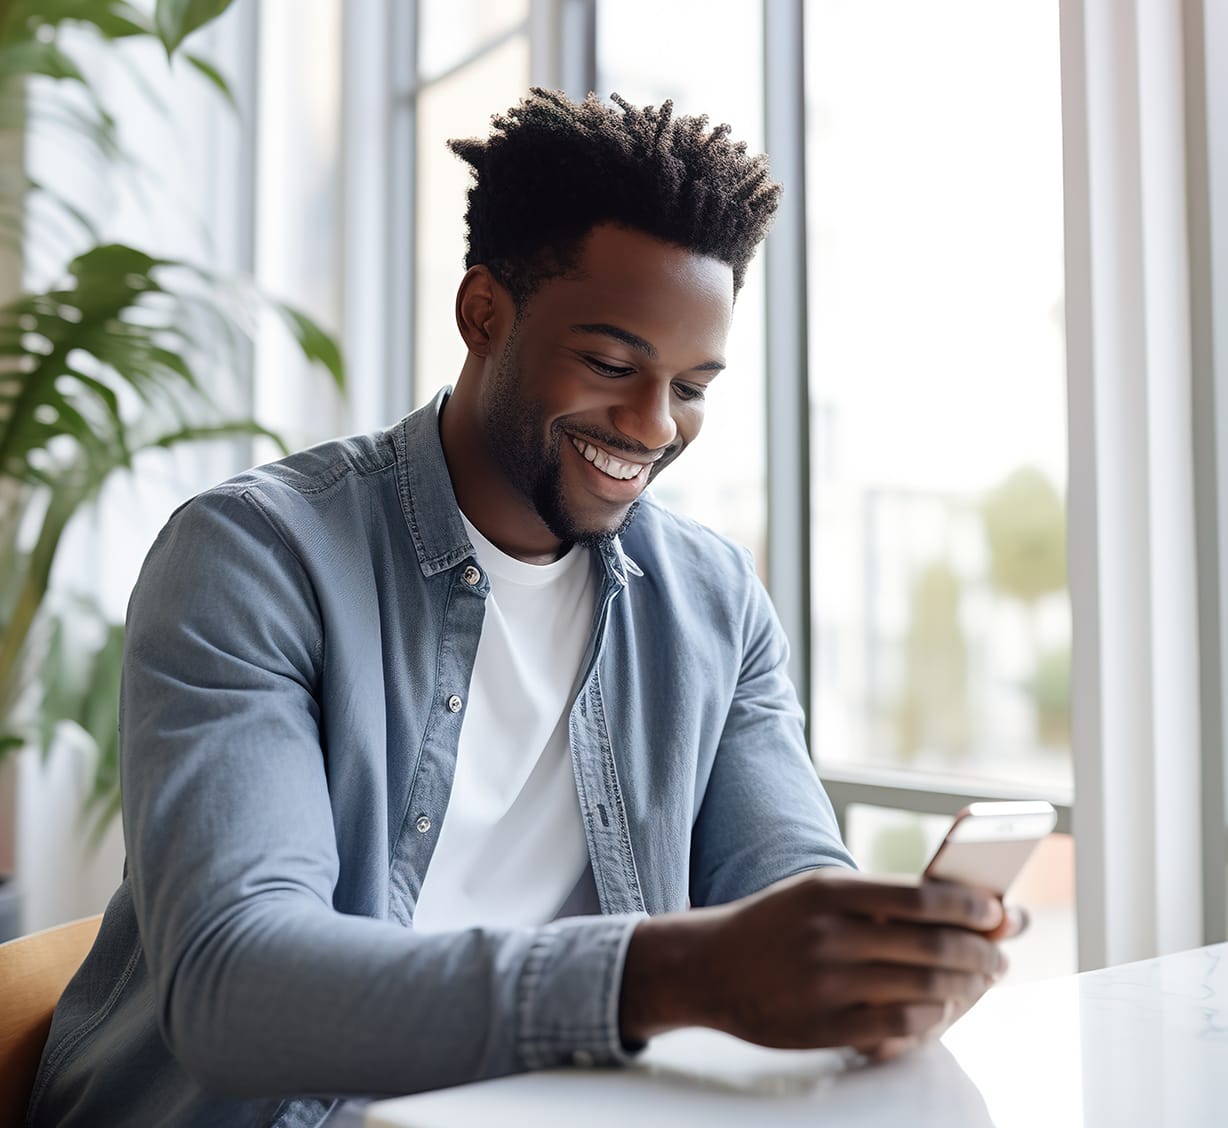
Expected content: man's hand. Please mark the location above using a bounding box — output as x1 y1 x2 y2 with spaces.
619 869 1022 1059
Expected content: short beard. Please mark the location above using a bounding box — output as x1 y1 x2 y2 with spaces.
484 332 639 549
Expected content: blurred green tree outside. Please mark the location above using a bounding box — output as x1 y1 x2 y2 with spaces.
981 465 1067 606
894 559 969 763
891 466 1069 768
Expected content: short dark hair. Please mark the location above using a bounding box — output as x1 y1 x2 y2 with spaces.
448 89 781 303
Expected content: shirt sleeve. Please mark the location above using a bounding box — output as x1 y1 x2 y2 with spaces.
121 487 638 1099
687 549 857 908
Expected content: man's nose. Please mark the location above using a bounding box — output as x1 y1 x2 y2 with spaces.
611 380 677 452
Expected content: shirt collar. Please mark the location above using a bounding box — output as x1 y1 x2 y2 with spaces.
394 387 474 578
394 385 642 584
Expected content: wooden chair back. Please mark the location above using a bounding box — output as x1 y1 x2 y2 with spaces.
0 914 103 1125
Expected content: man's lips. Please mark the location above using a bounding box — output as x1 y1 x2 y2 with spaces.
567 435 661 483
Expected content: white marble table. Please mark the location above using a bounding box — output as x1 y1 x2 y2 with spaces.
366 943 1228 1127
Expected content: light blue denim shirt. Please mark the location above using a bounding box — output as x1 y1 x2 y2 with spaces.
28 390 853 1128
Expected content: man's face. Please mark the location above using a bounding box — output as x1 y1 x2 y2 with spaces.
477 224 735 546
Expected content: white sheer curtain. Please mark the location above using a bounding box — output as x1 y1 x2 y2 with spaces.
1062 0 1228 968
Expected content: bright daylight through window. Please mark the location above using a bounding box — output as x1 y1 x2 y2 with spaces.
806 2 1069 797
803 1 1072 979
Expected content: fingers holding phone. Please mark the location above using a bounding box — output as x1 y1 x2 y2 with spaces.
621 868 1013 1052
619 804 1056 1058
772 801 1056 1054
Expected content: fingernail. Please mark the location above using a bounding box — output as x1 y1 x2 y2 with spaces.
1008 905 1031 935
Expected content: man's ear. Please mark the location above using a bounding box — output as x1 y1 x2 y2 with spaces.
455 265 509 357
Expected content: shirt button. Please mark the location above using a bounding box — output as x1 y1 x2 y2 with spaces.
462 565 481 586
415 815 431 834
447 694 463 713
572 1050 595 1068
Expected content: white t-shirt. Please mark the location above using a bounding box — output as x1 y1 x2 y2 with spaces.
411 514 596 932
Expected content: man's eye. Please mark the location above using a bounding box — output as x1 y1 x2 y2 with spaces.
672 382 706 402
585 357 635 377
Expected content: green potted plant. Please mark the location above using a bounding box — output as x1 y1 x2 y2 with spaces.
0 0 345 937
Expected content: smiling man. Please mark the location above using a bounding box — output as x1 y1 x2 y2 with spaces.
440 222 729 559
29 92 1016 1128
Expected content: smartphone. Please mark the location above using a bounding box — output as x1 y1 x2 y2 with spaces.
923 801 1058 898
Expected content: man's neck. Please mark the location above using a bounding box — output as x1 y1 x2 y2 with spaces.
437 381 567 564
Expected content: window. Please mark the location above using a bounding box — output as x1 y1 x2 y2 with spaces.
803 0 1072 974
598 0 768 560
805 1 1070 795
413 2 531 408
254 0 346 454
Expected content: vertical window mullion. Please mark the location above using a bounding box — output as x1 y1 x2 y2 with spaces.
531 0 596 98
562 0 597 98
529 0 561 88
204 0 260 463
393 0 418 413
763 0 813 733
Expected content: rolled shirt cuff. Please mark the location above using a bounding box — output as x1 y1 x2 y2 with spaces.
515 913 647 1070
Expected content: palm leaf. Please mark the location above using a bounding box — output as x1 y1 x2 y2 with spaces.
274 302 347 393
36 595 124 844
0 39 85 82
20 175 103 241
1 2 154 43
139 419 289 456
0 245 345 765
154 0 233 57
182 51 234 111
0 472 91 704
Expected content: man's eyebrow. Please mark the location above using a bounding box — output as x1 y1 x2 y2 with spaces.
570 323 726 372
571 323 657 358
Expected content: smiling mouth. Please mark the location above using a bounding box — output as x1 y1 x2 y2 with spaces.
568 435 656 482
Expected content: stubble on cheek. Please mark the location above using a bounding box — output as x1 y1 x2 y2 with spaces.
483 343 644 544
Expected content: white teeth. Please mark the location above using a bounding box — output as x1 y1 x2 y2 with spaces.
570 437 645 481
